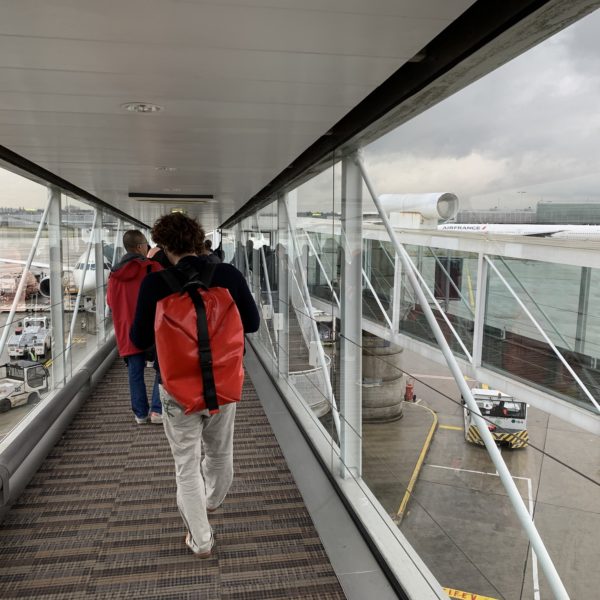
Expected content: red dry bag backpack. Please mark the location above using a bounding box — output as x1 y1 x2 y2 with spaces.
154 262 245 414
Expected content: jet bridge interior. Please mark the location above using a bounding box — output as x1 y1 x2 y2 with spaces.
1 1 599 599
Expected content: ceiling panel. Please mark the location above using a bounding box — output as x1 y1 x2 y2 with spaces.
0 0 475 228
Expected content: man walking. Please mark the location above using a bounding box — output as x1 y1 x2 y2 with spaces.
107 230 163 424
130 213 259 558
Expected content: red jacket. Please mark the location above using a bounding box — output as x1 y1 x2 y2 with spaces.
107 256 162 356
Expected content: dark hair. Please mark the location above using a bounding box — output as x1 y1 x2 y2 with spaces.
123 229 146 252
204 239 212 250
151 213 205 256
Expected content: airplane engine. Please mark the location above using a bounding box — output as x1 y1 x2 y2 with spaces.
38 277 51 297
379 193 459 222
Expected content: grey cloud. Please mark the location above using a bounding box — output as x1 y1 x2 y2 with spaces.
366 8 600 201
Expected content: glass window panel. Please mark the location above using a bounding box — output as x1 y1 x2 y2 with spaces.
0 167 50 444
251 200 278 372
281 160 339 452
483 256 600 412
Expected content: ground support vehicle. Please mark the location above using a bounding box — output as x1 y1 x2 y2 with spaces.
0 360 49 412
7 316 52 359
463 387 528 449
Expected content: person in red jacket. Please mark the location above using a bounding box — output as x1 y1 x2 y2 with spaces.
107 230 163 424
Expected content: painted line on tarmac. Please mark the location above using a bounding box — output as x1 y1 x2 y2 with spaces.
429 464 539 598
396 404 438 522
429 464 497 478
410 374 476 381
439 424 462 431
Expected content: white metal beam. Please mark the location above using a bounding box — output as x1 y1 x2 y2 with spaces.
340 155 363 479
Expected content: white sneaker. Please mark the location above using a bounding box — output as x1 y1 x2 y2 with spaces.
150 412 163 424
185 530 214 558
135 415 149 424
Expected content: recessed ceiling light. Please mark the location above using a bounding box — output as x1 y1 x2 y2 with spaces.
121 102 164 113
129 192 215 204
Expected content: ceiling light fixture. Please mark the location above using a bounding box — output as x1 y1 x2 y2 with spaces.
156 166 177 172
129 192 215 204
121 102 164 113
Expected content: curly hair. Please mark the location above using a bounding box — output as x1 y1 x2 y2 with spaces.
151 213 205 256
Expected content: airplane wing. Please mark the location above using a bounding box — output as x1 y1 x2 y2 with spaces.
0 258 77 277
0 258 51 270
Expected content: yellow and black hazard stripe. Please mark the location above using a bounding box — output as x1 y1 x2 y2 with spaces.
444 587 498 600
466 425 528 449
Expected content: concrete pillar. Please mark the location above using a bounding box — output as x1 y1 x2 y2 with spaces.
362 332 405 422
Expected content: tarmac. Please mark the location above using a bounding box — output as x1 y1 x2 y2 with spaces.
362 399 437 524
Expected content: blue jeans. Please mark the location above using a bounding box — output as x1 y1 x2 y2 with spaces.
126 353 161 418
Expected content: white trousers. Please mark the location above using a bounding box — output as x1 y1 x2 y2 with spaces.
160 385 236 553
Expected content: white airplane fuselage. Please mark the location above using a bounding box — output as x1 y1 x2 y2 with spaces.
70 254 112 296
0 253 111 298
437 223 600 240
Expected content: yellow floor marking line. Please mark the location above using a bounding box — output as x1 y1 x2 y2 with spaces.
409 374 475 381
443 587 498 600
396 404 438 522
439 424 462 431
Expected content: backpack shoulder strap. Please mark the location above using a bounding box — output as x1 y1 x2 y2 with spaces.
186 286 218 413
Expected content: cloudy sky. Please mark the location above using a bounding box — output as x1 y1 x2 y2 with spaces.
2 8 599 215
363 8 600 211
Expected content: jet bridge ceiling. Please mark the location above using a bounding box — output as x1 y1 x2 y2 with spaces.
0 0 478 228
